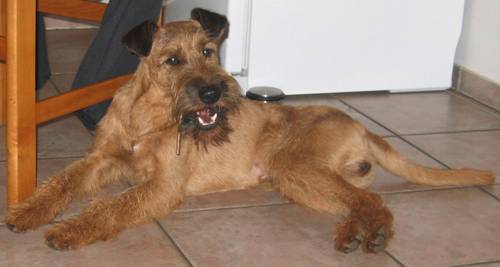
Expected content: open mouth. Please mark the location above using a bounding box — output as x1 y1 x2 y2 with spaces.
194 107 219 129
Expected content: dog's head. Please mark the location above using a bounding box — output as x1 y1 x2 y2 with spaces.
122 8 241 147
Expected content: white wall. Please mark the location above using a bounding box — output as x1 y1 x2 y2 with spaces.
455 0 500 84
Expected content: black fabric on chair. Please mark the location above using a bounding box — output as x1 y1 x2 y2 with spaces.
71 0 163 130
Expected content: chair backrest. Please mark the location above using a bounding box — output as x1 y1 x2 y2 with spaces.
37 0 106 22
0 0 107 124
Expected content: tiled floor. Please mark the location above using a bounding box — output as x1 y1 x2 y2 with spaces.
1 29 500 267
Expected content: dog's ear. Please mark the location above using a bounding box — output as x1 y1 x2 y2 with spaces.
122 20 158 57
191 8 229 44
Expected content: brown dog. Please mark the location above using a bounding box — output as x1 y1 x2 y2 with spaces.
5 8 495 253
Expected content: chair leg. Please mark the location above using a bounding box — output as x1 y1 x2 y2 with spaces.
6 0 37 205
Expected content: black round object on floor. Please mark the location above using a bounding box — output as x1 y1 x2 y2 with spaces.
246 86 285 102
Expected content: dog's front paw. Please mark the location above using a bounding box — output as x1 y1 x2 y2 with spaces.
44 220 93 250
5 202 52 233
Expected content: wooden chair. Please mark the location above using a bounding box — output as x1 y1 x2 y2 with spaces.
1 0 136 205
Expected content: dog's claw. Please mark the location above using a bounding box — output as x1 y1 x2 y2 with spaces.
45 234 71 251
367 228 388 252
5 223 24 233
342 233 363 253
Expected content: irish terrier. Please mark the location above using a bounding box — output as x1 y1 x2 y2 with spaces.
5 8 495 253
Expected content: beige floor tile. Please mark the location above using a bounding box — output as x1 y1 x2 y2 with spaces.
0 115 92 161
339 91 500 135
384 188 500 267
405 131 500 181
283 94 393 136
0 82 82 161
369 137 454 193
0 223 188 267
37 79 92 160
46 29 98 74
161 204 400 267
178 183 288 212
38 115 93 159
50 73 76 93
0 81 90 160
37 80 59 100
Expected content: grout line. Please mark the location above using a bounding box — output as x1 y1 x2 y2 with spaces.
50 71 79 76
154 220 195 267
38 155 84 161
384 250 407 267
448 259 500 267
335 97 452 169
49 79 64 94
0 155 84 163
400 128 500 137
478 186 500 202
174 202 291 214
379 185 481 196
335 98 397 136
379 185 473 196
335 97 399 135
448 89 500 115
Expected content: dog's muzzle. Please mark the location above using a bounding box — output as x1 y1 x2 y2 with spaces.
179 78 233 132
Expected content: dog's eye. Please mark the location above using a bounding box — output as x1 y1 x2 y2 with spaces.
165 57 181 66
202 48 213 57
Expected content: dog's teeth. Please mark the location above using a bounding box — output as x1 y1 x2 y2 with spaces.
197 111 217 126
197 117 205 125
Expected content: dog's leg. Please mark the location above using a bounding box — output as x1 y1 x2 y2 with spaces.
5 152 124 233
274 165 393 254
43 172 184 250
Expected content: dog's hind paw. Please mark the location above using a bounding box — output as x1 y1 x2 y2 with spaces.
335 206 394 254
335 224 391 253
337 233 363 253
366 228 389 253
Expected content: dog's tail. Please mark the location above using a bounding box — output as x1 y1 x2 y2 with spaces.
366 131 495 186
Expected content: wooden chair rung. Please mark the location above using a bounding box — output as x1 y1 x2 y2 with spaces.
37 0 106 23
36 74 132 125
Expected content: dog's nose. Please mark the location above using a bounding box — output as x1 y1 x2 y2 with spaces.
199 85 221 104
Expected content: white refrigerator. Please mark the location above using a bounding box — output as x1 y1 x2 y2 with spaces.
165 0 465 94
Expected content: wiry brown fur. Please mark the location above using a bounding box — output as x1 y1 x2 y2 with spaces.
5 12 495 253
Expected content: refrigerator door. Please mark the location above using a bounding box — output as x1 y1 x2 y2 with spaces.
164 0 250 75
247 0 465 94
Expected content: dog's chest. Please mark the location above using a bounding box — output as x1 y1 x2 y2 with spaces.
128 93 171 136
